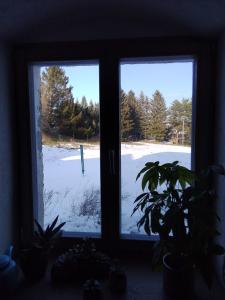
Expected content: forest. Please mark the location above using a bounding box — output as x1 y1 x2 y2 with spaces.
40 66 192 145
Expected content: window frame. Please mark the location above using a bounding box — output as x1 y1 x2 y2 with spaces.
15 38 215 254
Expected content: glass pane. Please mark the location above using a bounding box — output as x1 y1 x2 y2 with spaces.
30 62 101 235
120 58 193 237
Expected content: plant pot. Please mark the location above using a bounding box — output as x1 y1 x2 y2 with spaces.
83 279 104 300
163 253 194 299
19 247 48 282
109 269 127 294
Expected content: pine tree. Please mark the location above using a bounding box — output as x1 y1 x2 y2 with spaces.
120 90 134 140
81 96 88 108
168 98 192 144
40 66 74 135
138 91 151 139
126 90 141 140
57 99 75 136
93 103 100 136
40 81 50 133
71 110 82 139
149 90 167 141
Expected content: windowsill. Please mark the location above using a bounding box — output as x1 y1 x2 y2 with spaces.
120 233 159 241
62 231 101 238
61 231 158 241
6 257 222 300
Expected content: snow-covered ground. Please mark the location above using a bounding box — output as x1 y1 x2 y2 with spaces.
43 142 191 236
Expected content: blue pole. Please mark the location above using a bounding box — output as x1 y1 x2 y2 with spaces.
80 145 84 175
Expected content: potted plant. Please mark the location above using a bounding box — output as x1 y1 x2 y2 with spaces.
132 161 225 299
51 239 111 283
109 259 127 294
83 279 104 300
20 216 65 281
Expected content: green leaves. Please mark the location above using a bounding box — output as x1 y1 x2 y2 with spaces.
136 162 156 181
49 215 59 231
151 206 162 234
136 160 194 192
132 193 150 215
34 219 44 237
144 214 150 235
132 160 225 289
134 192 148 203
34 215 66 250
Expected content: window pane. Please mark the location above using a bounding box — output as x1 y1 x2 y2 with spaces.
120 58 193 237
30 62 101 235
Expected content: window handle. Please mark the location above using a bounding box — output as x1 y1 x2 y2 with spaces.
109 150 115 175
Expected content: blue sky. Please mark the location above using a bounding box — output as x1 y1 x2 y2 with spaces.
64 65 99 104
60 61 193 106
121 61 193 106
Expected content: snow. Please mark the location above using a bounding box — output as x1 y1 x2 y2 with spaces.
42 142 191 236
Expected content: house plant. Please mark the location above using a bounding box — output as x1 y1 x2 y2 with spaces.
51 238 111 283
132 161 225 298
20 216 65 281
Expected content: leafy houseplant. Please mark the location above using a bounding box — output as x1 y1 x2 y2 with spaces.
133 161 225 298
20 216 65 281
51 239 111 283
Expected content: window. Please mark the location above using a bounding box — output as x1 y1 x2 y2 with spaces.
119 58 194 238
30 62 101 236
17 39 214 250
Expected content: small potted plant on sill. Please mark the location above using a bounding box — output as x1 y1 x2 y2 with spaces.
83 279 104 300
109 259 127 294
51 238 111 284
20 216 65 282
132 161 225 299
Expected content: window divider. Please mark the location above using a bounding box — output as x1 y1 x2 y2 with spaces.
100 55 120 250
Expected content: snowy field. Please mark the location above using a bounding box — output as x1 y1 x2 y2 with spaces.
43 142 191 236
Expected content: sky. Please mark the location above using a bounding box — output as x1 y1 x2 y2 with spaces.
64 65 99 103
56 61 193 106
121 61 193 106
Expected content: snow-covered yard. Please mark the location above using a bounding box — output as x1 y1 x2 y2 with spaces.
43 142 191 236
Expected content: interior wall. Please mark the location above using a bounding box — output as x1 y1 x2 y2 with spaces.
0 43 16 253
214 32 225 289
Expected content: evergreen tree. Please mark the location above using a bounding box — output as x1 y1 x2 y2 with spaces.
57 99 75 136
92 103 100 136
138 91 151 139
168 98 192 144
40 66 100 140
40 66 74 135
89 100 94 108
149 90 167 141
72 99 83 138
78 108 94 139
81 96 88 108
120 90 134 140
126 90 141 140
40 81 50 133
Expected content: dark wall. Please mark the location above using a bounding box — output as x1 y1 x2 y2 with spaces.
214 32 225 289
0 43 16 253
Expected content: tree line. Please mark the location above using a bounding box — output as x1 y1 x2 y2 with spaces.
40 66 192 144
41 66 99 140
121 89 192 144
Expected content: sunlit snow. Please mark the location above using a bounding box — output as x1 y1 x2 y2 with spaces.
43 143 191 236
